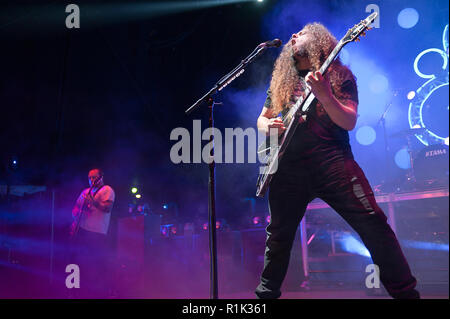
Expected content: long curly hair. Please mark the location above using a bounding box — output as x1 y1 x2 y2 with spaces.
268 23 354 115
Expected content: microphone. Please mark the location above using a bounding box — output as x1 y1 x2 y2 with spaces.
258 39 282 48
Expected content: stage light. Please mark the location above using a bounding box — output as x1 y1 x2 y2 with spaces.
131 187 138 194
163 204 168 209
161 225 169 237
445 137 449 146
135 194 142 199
160 224 178 238
408 25 449 146
397 8 419 29
10 156 18 170
252 216 262 226
356 126 376 146
369 74 389 94
402 240 449 252
340 233 371 257
407 91 416 100
394 148 411 170
216 221 221 229
71 1 254 29
257 0 263 2
265 215 271 224
202 223 208 231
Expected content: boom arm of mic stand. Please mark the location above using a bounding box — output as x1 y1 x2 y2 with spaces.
184 45 267 115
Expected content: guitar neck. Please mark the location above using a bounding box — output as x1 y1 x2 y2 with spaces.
288 40 345 116
319 41 345 76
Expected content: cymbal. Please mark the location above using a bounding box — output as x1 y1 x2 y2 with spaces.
390 127 427 138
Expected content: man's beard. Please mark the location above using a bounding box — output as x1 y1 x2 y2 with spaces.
292 46 312 77
292 46 310 69
293 46 309 59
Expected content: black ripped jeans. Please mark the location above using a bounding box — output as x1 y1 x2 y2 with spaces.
255 149 419 299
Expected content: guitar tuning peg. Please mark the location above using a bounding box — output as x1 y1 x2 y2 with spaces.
361 32 366 36
355 37 360 42
367 26 373 30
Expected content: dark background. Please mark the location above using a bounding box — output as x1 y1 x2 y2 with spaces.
1 0 448 227
0 0 448 299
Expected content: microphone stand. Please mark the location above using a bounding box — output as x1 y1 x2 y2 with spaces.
185 42 275 299
376 91 397 193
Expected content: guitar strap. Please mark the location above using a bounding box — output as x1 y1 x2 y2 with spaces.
91 184 106 199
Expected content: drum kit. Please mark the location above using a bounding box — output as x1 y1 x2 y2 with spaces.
389 127 449 188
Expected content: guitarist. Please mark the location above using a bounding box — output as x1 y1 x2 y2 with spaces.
255 23 419 299
70 168 115 297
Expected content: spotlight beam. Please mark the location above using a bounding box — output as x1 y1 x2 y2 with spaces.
1 0 255 30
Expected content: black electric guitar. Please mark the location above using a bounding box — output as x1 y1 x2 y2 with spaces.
69 175 102 238
256 12 378 198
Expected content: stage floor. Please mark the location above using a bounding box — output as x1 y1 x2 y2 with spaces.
219 290 448 299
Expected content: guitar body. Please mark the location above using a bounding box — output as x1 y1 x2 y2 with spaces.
256 12 378 198
69 176 102 238
69 192 91 239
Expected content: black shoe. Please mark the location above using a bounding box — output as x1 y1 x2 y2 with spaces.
392 289 420 299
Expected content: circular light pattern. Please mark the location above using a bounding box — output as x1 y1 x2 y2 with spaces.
397 8 419 29
356 125 377 145
369 74 389 94
407 91 416 100
443 24 449 54
413 48 448 79
408 25 449 146
394 148 411 170
409 81 449 146
131 187 138 194
135 194 142 199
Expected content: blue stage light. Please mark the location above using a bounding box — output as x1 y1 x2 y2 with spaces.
340 233 371 257
369 74 389 94
407 91 416 100
402 240 449 252
394 148 411 170
356 126 377 146
397 8 419 29
408 25 449 146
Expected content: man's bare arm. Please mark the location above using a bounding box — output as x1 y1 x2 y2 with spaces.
257 107 286 136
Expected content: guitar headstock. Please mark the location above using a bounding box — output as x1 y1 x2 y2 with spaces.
342 12 378 45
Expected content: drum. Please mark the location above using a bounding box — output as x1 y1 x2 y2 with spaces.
413 144 449 182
